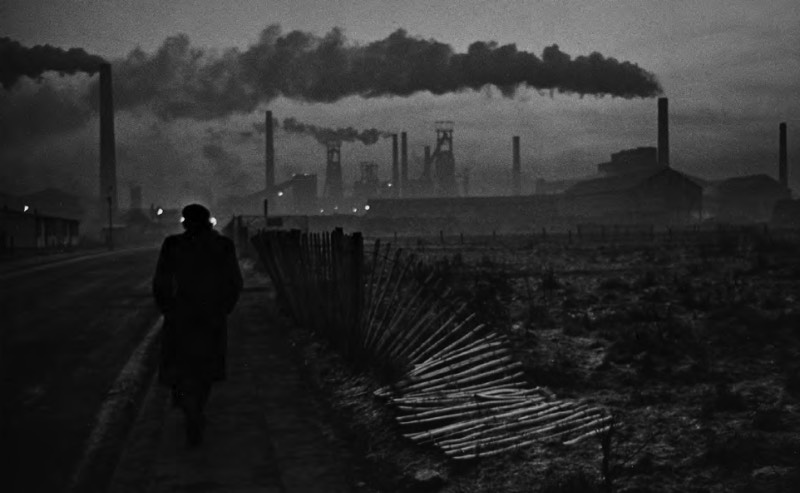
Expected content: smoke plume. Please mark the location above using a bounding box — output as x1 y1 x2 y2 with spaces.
0 83 92 142
280 117 389 145
80 26 660 120
0 37 105 90
202 143 251 190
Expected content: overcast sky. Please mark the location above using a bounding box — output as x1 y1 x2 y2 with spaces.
1 0 798 207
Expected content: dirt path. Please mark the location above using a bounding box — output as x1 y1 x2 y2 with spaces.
109 268 358 492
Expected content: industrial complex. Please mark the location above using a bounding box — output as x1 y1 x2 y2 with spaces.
1 65 797 252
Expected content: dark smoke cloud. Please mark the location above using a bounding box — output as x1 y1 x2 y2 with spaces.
86 25 661 120
0 37 105 90
201 143 251 190
280 117 389 145
0 83 92 143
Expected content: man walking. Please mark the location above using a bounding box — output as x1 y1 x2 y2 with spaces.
153 204 243 447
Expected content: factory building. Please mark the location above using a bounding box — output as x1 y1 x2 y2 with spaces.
561 167 702 225
772 199 800 227
365 195 560 235
705 174 790 223
1 190 82 251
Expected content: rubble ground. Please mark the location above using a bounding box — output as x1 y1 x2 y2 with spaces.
290 233 800 493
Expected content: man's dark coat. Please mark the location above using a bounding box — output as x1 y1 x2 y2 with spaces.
153 228 243 386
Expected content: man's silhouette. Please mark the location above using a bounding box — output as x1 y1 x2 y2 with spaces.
153 204 243 447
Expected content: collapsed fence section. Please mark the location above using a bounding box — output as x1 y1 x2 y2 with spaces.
252 228 612 459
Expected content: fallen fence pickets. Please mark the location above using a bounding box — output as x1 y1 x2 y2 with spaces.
252 229 611 460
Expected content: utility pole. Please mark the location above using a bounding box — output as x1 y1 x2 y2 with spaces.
107 187 113 250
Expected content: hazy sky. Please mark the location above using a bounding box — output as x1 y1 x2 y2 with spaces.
1 0 798 206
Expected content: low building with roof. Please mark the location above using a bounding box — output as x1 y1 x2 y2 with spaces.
561 167 702 225
705 174 790 223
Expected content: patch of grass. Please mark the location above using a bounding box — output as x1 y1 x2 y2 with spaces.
702 430 763 469
783 365 800 396
598 276 629 291
538 470 601 493
699 383 747 419
635 269 659 289
539 265 561 293
752 407 785 432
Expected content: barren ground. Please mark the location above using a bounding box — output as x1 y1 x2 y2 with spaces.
274 232 800 493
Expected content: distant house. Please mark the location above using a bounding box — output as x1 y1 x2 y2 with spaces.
18 188 86 221
535 177 592 195
597 147 659 176
1 189 83 251
365 195 561 234
706 174 790 223
561 167 702 225
0 207 80 251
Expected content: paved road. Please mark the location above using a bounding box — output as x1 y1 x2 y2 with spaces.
0 248 161 493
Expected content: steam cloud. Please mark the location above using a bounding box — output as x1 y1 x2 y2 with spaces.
83 25 661 120
0 37 105 90
280 117 389 145
1 27 662 146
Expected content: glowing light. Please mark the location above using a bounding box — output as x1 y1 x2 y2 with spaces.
320 209 325 213
23 205 29 212
388 183 393 187
180 217 185 223
210 217 217 226
156 208 164 216
364 205 370 211
277 191 284 197
352 207 358 213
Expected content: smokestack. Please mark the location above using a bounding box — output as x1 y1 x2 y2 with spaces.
424 145 432 182
391 134 399 197
401 131 408 196
658 97 669 167
265 111 275 191
512 136 521 195
129 185 142 211
99 63 117 211
779 122 787 188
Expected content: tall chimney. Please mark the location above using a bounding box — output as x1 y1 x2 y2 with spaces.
391 134 399 197
401 131 408 196
99 63 117 211
512 136 521 195
265 111 275 191
423 145 432 182
658 97 669 167
129 185 142 211
779 122 787 188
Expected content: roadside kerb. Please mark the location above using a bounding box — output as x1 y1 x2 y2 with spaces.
68 315 163 493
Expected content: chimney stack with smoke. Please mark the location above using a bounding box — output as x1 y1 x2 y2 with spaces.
424 145 432 183
512 136 521 195
99 63 117 211
658 97 669 167
266 111 275 191
392 134 399 197
401 131 408 196
779 122 788 188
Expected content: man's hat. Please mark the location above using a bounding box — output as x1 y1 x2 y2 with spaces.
181 203 211 225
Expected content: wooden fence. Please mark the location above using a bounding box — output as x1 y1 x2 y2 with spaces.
251 228 611 459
